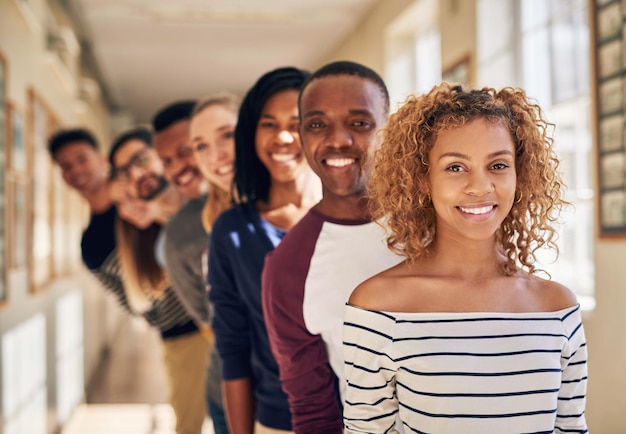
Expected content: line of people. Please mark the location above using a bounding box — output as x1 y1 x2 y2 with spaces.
49 60 588 434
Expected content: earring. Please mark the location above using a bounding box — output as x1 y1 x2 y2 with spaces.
514 192 522 204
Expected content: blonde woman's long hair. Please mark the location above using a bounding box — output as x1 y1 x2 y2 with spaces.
191 91 241 232
116 217 168 312
202 185 232 233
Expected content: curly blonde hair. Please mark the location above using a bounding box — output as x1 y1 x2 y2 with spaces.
369 82 566 275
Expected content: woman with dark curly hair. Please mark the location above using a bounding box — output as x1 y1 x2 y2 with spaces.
343 83 588 433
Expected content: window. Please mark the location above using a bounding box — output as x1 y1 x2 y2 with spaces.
2 314 47 434
478 0 595 306
384 0 441 112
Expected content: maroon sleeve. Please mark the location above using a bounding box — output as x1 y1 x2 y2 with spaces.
262 212 344 434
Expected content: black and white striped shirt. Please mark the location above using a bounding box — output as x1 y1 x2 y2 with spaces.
81 206 195 336
343 304 588 433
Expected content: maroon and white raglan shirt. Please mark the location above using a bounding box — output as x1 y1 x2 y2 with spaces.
262 208 403 433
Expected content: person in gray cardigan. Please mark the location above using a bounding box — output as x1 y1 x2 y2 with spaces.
153 101 211 327
152 99 231 434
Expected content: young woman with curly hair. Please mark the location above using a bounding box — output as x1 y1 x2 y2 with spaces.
343 83 588 433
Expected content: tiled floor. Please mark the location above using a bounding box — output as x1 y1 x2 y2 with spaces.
62 317 214 434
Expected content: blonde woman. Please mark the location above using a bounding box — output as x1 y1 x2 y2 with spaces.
190 92 241 232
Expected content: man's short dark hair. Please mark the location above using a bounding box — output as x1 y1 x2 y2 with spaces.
108 126 153 169
299 60 390 116
151 100 197 133
48 128 98 159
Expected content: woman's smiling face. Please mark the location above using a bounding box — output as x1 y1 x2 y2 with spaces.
190 104 238 193
254 89 307 185
428 117 517 243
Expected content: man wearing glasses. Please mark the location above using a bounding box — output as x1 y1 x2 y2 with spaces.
108 126 209 434
110 132 171 203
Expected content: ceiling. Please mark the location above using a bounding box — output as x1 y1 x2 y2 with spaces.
67 0 381 124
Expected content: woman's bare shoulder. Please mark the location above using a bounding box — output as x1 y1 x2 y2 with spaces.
348 262 408 311
529 276 579 311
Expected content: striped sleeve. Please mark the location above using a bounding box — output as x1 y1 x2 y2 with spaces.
555 306 588 433
90 250 193 331
89 250 135 316
343 305 400 434
149 286 196 331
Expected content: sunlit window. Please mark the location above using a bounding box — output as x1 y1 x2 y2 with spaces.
478 0 595 307
384 0 441 112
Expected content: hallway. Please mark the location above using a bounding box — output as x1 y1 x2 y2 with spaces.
62 318 214 434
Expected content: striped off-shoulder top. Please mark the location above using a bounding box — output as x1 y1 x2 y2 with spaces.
342 304 588 433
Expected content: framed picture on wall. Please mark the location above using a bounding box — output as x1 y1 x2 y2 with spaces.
9 103 26 172
600 152 625 189
594 0 626 236
0 52 7 306
8 179 28 270
598 39 621 79
597 1 621 41
28 89 54 292
600 190 626 228
7 103 28 270
598 77 622 115
599 114 623 152
52 167 70 277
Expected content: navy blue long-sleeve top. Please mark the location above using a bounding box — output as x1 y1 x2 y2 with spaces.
208 201 291 431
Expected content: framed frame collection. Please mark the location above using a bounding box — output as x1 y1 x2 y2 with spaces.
594 0 626 235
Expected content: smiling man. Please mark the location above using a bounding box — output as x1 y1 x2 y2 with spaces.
109 128 179 213
151 101 212 313
50 128 130 287
151 100 230 434
50 128 110 211
261 61 404 433
153 100 207 200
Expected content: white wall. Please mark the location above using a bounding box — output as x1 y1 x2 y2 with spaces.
316 0 415 74
585 241 626 429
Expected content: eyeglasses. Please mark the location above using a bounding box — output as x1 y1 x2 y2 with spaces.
113 148 151 181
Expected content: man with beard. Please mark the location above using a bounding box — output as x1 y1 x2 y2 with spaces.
151 101 209 327
109 127 209 434
151 101 229 434
261 61 404 433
